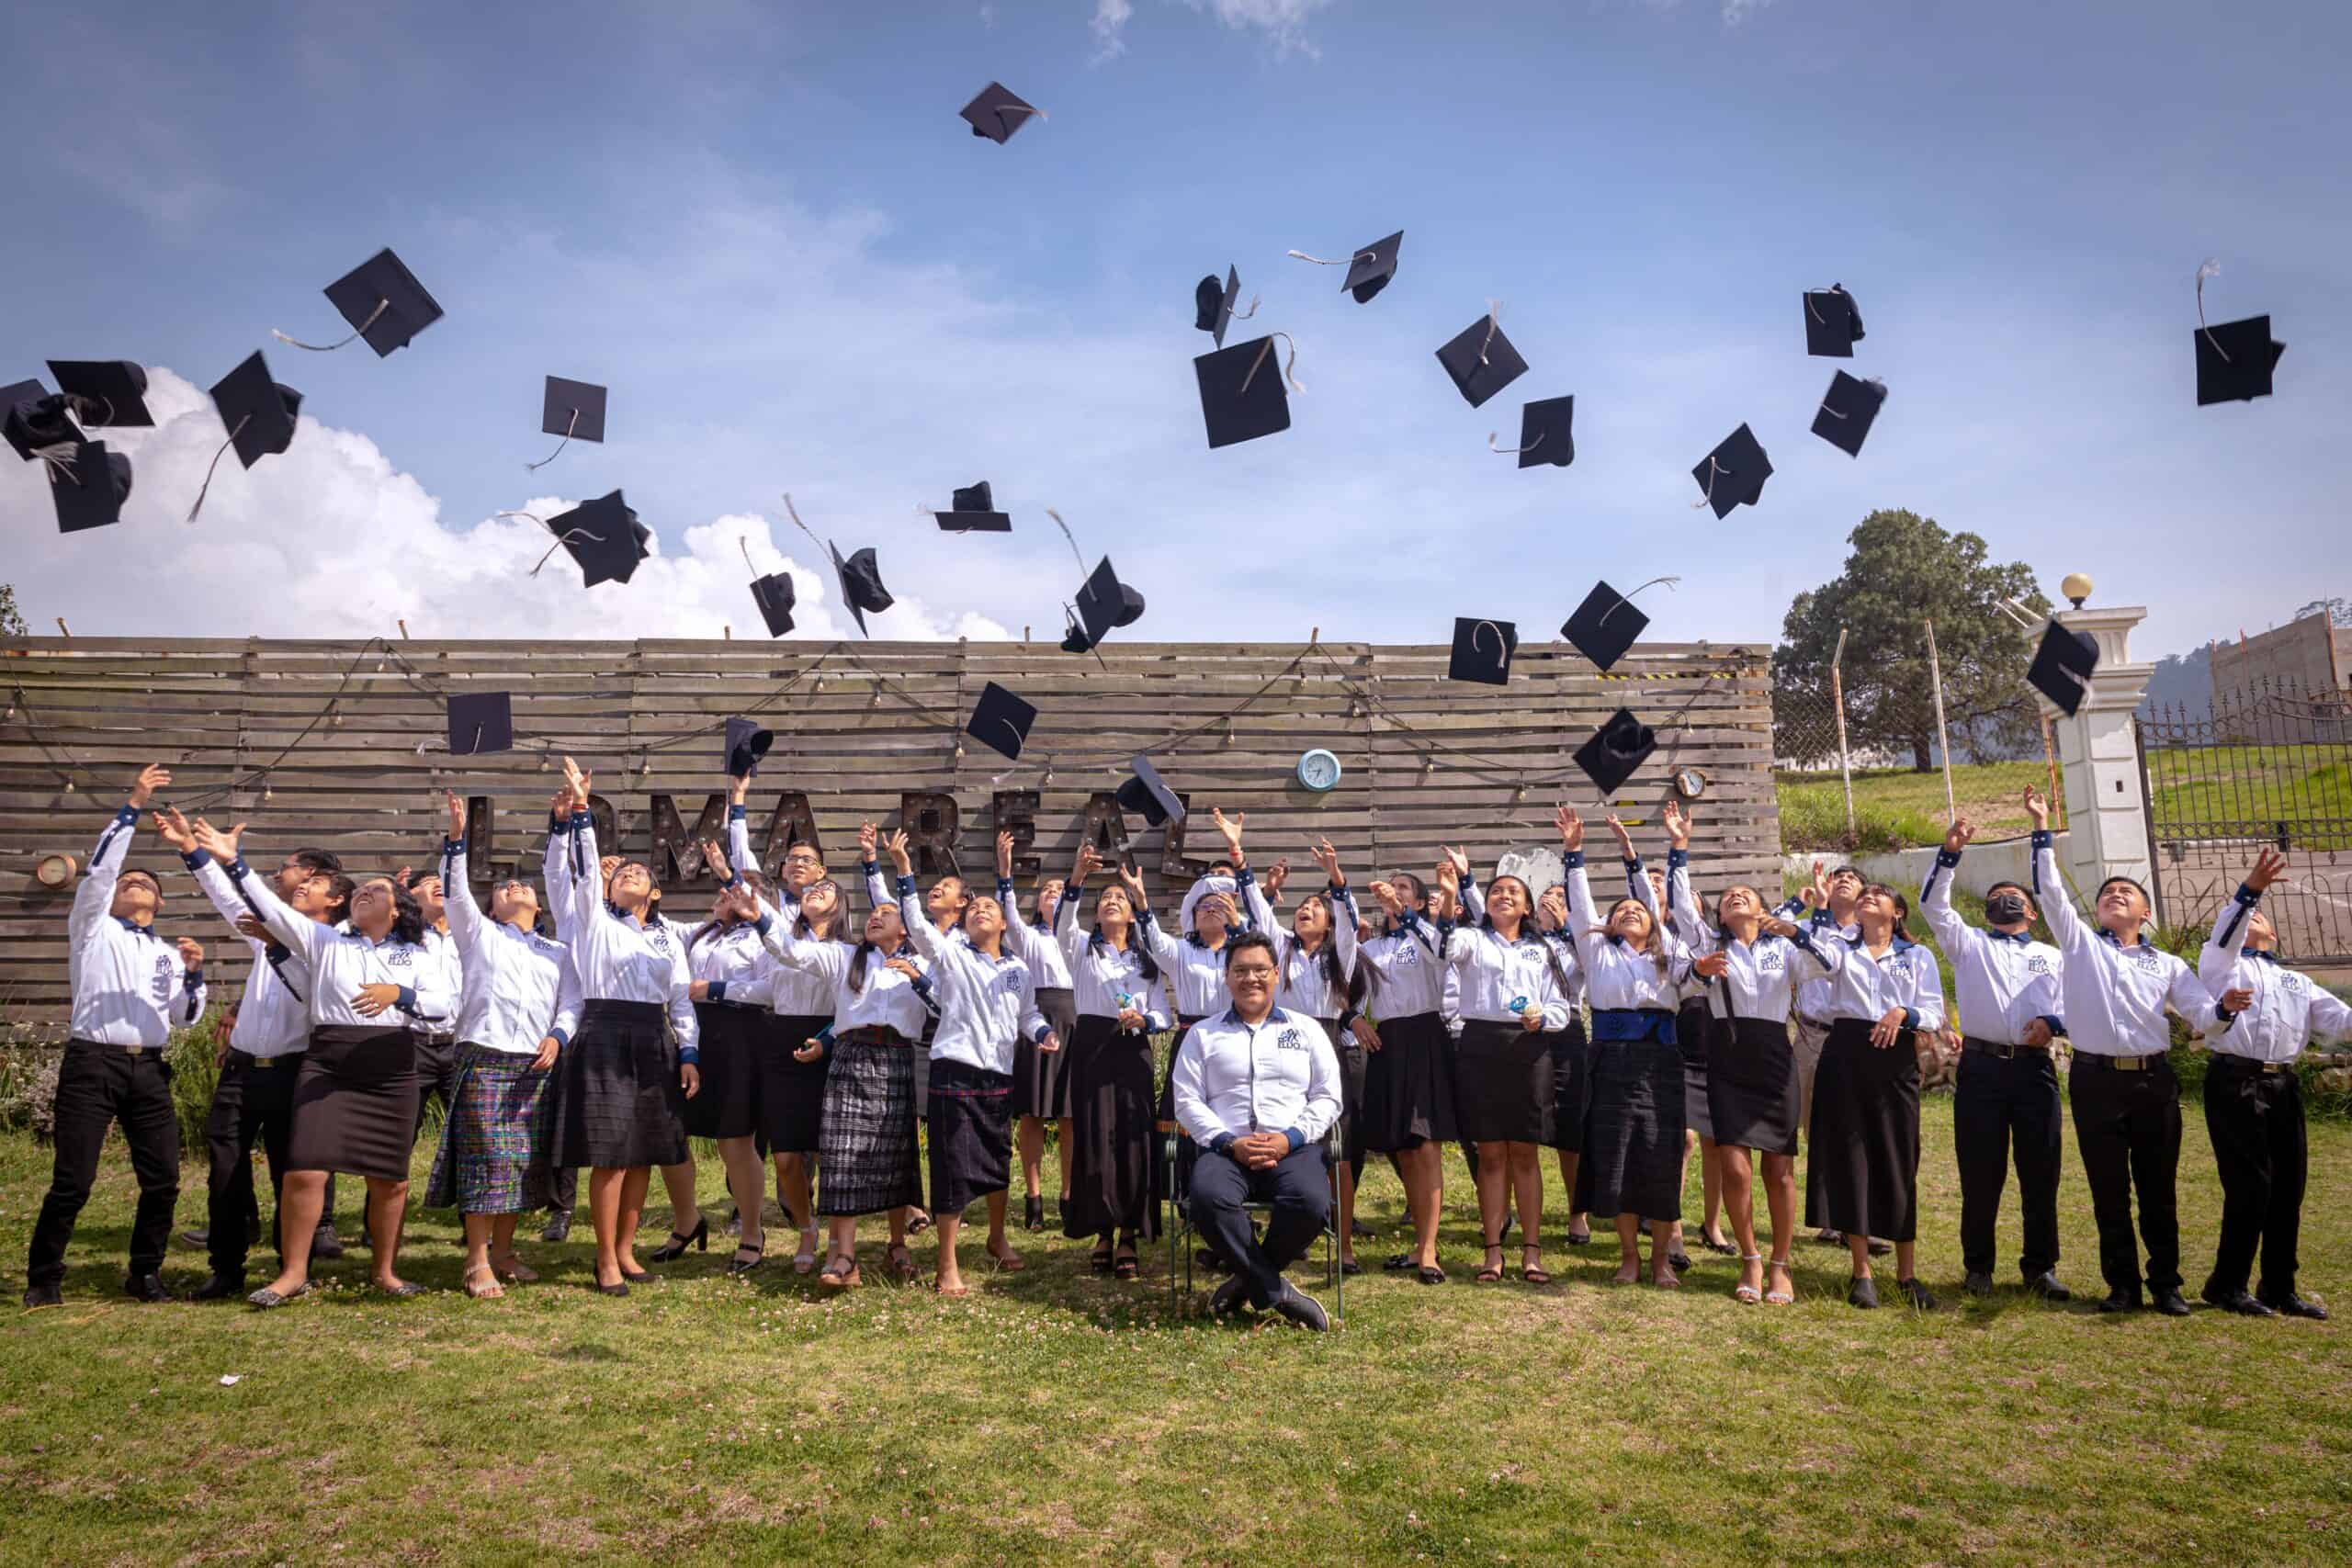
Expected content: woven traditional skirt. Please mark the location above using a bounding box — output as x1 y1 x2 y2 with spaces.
1062 1013 1160 1242
424 1043 551 1213
1574 1010 1686 1222
1013 987 1077 1120
757 1011 831 1155
1454 1017 1557 1145
286 1026 422 1182
1708 1015 1801 1156
1678 996 1716 1143
548 1000 687 1171
817 1032 921 1217
684 1002 762 1140
1360 1010 1458 1153
1804 1017 1921 1243
1543 1016 1594 1153
927 1057 1015 1214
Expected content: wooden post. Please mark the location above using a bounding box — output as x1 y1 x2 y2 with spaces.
1925 617 1957 822
1830 626 1856 840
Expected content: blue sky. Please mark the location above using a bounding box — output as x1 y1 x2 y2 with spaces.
2 0 2344 655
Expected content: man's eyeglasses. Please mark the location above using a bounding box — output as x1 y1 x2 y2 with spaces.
1227 964 1278 980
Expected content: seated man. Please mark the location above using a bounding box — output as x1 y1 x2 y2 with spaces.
1170 931 1342 1331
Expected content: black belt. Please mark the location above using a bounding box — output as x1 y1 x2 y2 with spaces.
838 1026 909 1046
2075 1053 2166 1073
228 1048 305 1069
1962 1036 2047 1061
2209 1055 2295 1076
69 1036 164 1056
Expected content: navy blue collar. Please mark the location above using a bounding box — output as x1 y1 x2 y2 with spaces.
1221 1004 1290 1027
2245 947 2279 964
112 915 155 937
1986 929 2033 944
2095 927 2148 952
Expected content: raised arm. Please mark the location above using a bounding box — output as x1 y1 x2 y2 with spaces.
73 764 168 953
1318 840 1361 979
2201 850 2283 996
189 819 320 959
726 772 756 877
1918 818 1982 960
2024 789 2091 957
858 821 892 917
1558 805 1605 969
1125 864 1184 968
751 894 850 981
440 792 489 953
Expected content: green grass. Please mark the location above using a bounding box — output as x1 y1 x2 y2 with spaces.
5 1103 2351 1564
1776 760 2053 852
2145 745 2352 850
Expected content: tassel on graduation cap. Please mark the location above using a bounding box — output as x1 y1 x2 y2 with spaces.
186 416 249 524
527 377 608 471
1240 333 1304 397
272 248 444 356
2192 257 2287 406
275 298 388 354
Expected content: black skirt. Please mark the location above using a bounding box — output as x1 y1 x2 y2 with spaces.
1804 1016 1921 1242
684 1003 761 1140
1574 1011 1686 1222
1678 996 1716 1143
757 1011 831 1155
817 1033 921 1217
927 1057 1014 1214
1312 1016 1368 1173
287 1026 422 1182
1014 987 1077 1120
1062 1013 1160 1242
1453 1018 1556 1145
548 1000 688 1171
1708 1015 1801 1156
1543 1017 1594 1153
1360 1010 1458 1152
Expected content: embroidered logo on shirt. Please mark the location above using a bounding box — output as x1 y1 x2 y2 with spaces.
385 950 413 968
1758 949 1785 972
1276 1028 1306 1050
2133 953 2164 974
2025 955 2052 975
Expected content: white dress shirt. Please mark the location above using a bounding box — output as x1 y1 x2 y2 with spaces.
1238 875 1361 1021
1566 853 1688 1013
754 899 935 1041
726 807 838 1017
1357 912 1448 1019
413 926 464 1040
1819 933 1945 1032
1918 849 2065 1045
1138 911 1238 1020
69 807 206 1046
438 840 583 1056
187 852 312 1055
2033 833 2224 1055
1052 884 1171 1030
1665 852 1838 1022
543 812 700 1060
1441 922 1574 1031
225 853 453 1031
685 919 771 998
1170 1004 1344 1149
898 874 1050 1074
998 877 1074 989
2199 884 2352 1064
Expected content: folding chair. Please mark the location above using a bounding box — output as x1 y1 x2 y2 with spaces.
1163 1123 1343 1322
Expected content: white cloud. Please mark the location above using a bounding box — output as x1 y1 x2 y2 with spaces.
0 368 1010 644
1091 0 1134 59
1721 0 1773 23
1094 0 1336 62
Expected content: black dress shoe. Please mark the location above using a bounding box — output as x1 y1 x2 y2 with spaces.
1847 1276 1879 1309
1667 1249 1694 1274
1383 1253 1416 1271
1272 1280 1330 1332
540 1210 572 1244
1340 1258 1363 1277
1207 1273 1250 1318
2263 1292 2328 1321
2025 1271 2072 1302
310 1226 345 1262
1896 1277 1937 1310
2201 1287 2275 1317
124 1273 170 1303
1023 1195 1045 1232
21 1283 62 1309
2098 1286 2142 1314
2151 1288 2193 1317
191 1273 247 1302
1963 1270 1995 1298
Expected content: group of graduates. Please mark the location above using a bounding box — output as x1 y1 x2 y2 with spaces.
22 759 2346 1330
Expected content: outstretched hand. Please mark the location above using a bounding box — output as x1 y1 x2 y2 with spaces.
995 829 1014 880
446 790 467 841
152 807 197 853
1310 837 1344 887
1660 799 1691 849
189 818 243 863
1212 807 1245 856
129 762 171 809
2246 848 2290 893
1073 841 1103 882
1943 816 1975 854
883 829 912 877
1604 814 1635 857
2023 786 2049 829
1555 803 1584 852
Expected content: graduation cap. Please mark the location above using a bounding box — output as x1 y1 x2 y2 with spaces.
540 491 650 587
742 536 796 637
2195 316 2285 405
1811 372 1885 457
1193 266 1256 351
530 376 607 469
1690 423 1771 518
46 441 132 533
1434 309 1528 409
1291 231 1403 303
2027 621 2099 717
189 352 302 520
274 247 443 355
1 378 54 461
1448 617 1518 686
1069 556 1146 652
831 543 893 637
965 682 1037 762
725 716 774 778
1804 285 1864 357
933 480 1012 533
1560 581 1655 672
1492 395 1574 469
1574 707 1657 796
4 389 78 462
960 81 1043 143
447 692 513 756
1193 334 1295 450
47 360 153 427
1116 754 1184 828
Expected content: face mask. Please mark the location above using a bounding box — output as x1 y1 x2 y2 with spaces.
1985 893 2029 926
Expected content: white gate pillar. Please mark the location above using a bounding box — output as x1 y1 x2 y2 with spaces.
2041 605 2157 900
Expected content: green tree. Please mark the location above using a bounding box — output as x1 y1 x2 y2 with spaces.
0 582 23 637
1774 510 2050 772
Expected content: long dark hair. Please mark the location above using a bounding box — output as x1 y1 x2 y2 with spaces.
1859 884 1913 943
795 876 845 941
386 881 426 947
1287 893 1364 1008
1088 883 1159 981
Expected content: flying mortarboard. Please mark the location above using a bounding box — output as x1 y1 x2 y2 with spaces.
1448 617 1518 686
965 682 1037 762
2 378 57 461
4 388 78 463
447 692 514 756
1434 307 1528 409
1560 580 1672 673
1116 754 1185 829
933 480 1012 534
960 81 1044 143
538 491 650 587
1193 333 1297 450
1690 423 1771 518
725 716 774 778
1491 395 1574 469
1070 556 1146 652
275 247 444 355
831 543 893 637
189 352 302 520
2192 259 2284 406
46 360 153 428
2026 621 2100 717
1574 707 1657 796
1811 372 1885 457
46 441 132 533
1289 231 1403 304
530 377 608 470
738 536 796 637
1193 266 1257 350
1803 284 1864 357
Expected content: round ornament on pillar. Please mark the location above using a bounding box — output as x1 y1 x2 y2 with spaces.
2062 572 2092 609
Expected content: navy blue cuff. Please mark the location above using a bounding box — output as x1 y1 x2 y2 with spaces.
752 912 774 936
180 849 211 871
2037 1014 2064 1039
1900 1007 1920 1031
225 855 251 879
1281 1126 1306 1152
1032 1021 1054 1044
2234 882 2260 906
1562 850 1586 869
1934 848 1961 868
707 980 728 1003
113 805 140 825
814 1024 835 1048
548 1027 571 1048
183 967 204 986
997 876 1016 900
909 971 936 998
1666 848 1689 869
2030 829 2053 850
264 942 290 964
1210 1133 1237 1155
548 811 567 832
679 1044 699 1064
568 810 591 828
893 873 918 901
441 837 464 856
728 804 747 821
861 858 880 879
396 985 418 1012
2214 1001 2237 1024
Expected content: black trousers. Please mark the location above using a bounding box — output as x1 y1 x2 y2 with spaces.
2201 1058 2307 1303
1189 1143 1329 1310
547 1165 578 1214
2068 1055 2181 1295
206 1052 303 1280
26 1040 181 1289
1953 1043 2063 1280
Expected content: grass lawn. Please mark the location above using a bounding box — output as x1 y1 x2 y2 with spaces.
4 1104 2350 1565
1776 759 2052 852
2145 744 2352 850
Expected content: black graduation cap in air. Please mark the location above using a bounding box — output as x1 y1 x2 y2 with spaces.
1448 617 1518 686
208 352 303 469
540 377 608 445
447 693 514 756
1574 707 1657 796
547 491 650 587
46 442 132 534
1561 582 1645 672
1 379 55 461
749 566 796 637
1193 266 1253 350
314 247 443 355
934 481 1012 534
1193 334 1293 449
1070 556 1146 651
2194 316 2286 406
47 360 153 427
831 542 893 637
1116 754 1185 828
2027 622 2100 717
4 387 78 462
960 82 1043 143
1434 310 1528 409
1812 372 1886 458
1804 285 1864 357
1331 231 1404 303
1691 423 1771 519
725 716 774 777
966 682 1037 762
1497 396 1574 469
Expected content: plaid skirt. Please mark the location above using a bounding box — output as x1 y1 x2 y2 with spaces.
548 1000 687 1171
1574 1010 1687 1223
424 1043 551 1213
927 1057 1014 1214
817 1033 922 1217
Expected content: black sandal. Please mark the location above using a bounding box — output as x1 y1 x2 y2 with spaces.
1418 1265 1447 1286
1091 1245 1115 1274
1114 1252 1139 1280
726 1244 766 1277
1475 1235 1505 1283
1383 1253 1417 1271
647 1215 708 1263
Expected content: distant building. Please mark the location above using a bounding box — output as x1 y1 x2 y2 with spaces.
2210 608 2351 705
